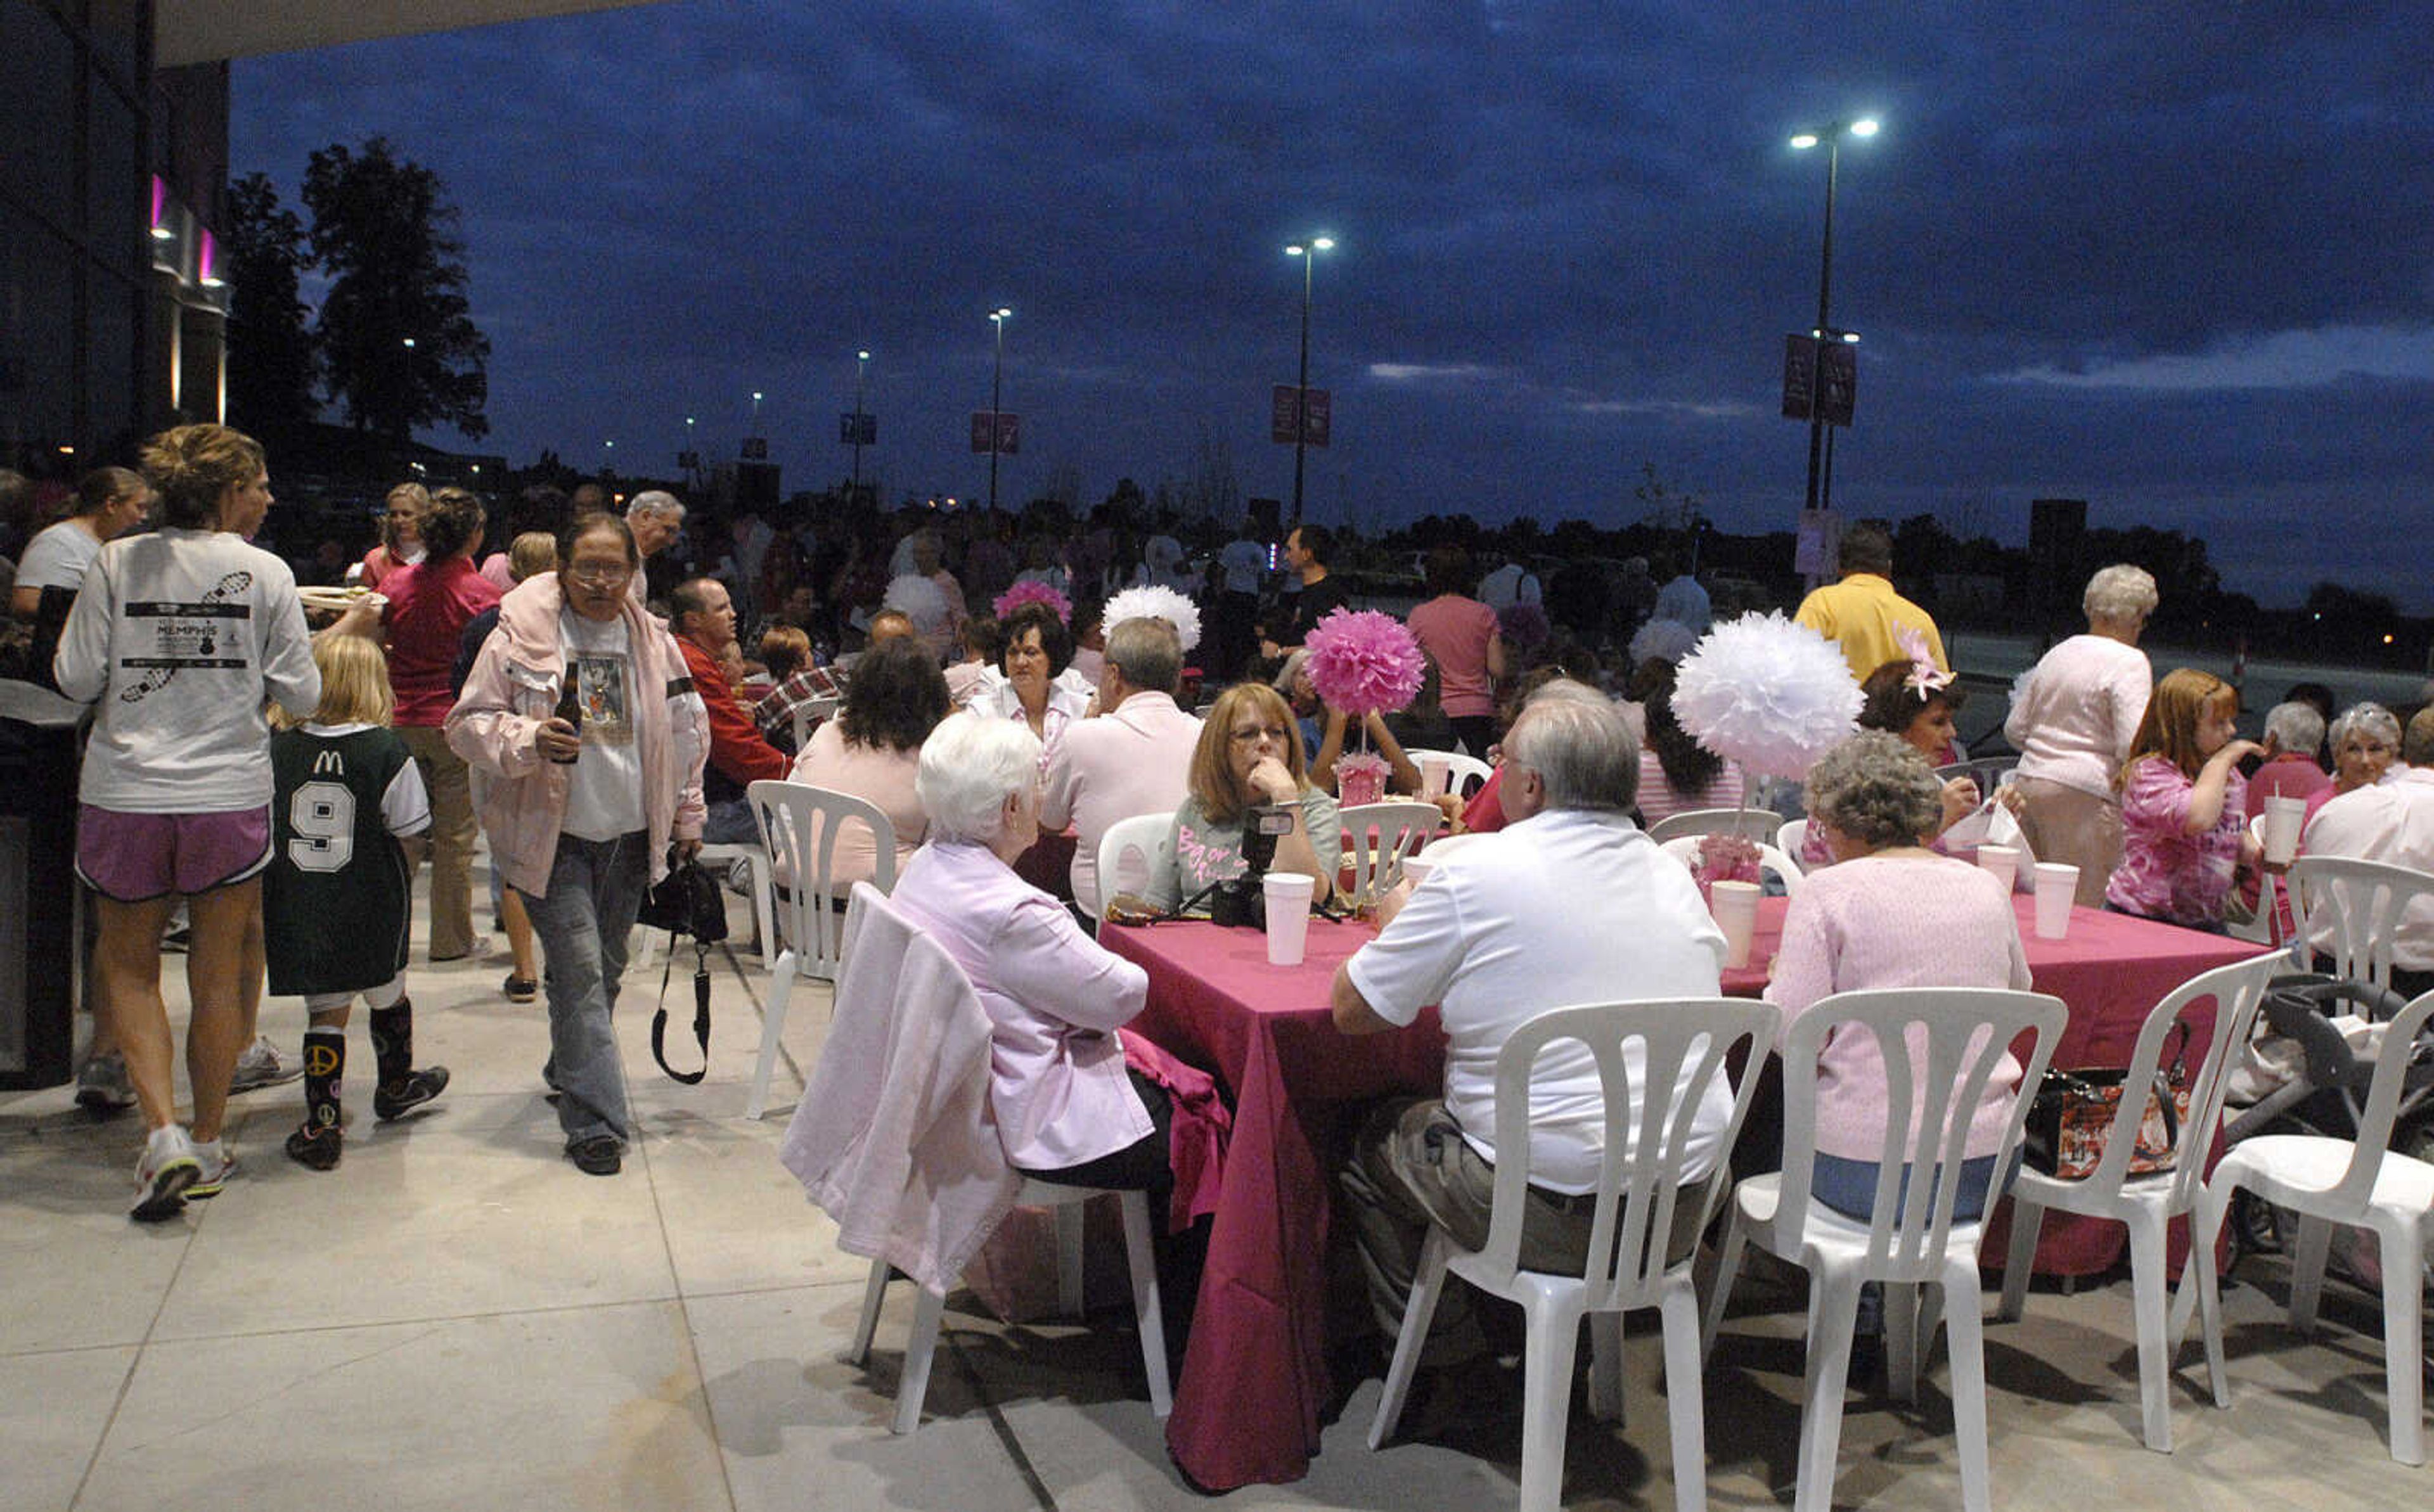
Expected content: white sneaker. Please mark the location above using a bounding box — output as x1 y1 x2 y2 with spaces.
188 1136 236 1200
229 1036 304 1094
132 1124 200 1221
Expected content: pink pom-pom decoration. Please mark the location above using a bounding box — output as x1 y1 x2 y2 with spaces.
993 579 1072 624
1304 608 1426 717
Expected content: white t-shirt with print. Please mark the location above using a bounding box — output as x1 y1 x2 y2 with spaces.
558 609 647 842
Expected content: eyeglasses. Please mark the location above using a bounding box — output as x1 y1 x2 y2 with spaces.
563 564 634 587
1230 724 1289 745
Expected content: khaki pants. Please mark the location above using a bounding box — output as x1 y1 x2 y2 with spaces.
1338 1096 1709 1362
2011 776 2122 907
397 723 478 960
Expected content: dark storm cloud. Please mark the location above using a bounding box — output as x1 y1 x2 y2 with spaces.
232 1 2434 605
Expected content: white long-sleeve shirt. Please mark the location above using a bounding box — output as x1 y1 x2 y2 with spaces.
54 527 319 813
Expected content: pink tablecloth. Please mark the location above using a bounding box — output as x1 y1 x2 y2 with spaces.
1724 892 2266 1275
1102 918 1436 1491
1107 895 2263 1490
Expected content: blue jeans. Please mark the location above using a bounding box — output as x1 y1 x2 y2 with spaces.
516 831 650 1146
1812 1151 2016 1224
702 797 760 846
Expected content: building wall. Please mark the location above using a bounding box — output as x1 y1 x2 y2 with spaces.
0 0 161 478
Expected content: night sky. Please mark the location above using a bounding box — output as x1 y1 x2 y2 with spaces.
231 2 2434 608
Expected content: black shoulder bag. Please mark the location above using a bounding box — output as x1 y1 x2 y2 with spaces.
641 853 728 1084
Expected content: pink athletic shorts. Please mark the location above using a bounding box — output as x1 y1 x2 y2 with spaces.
74 804 272 903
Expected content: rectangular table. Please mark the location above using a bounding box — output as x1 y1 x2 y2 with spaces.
1104 897 2265 1491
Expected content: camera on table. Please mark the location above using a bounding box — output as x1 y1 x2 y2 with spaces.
1207 803 1297 930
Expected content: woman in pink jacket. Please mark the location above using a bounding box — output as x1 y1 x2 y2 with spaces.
446 515 708 1176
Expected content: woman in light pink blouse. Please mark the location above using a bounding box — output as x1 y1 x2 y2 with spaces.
2004 565 2157 905
1766 732 2032 1220
789 638 948 893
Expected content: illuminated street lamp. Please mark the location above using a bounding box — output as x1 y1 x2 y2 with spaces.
987 307 1012 513
1283 236 1334 525
1790 118 1877 521
851 349 872 502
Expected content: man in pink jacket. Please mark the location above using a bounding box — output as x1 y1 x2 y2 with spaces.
446 515 709 1176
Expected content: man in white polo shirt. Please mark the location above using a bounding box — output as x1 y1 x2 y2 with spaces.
2300 703 2434 1000
1330 688 1730 1362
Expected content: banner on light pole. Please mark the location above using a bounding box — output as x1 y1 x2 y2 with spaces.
1269 385 1332 446
969 411 1019 454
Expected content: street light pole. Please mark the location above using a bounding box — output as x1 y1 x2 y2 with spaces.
851 349 870 503
1284 237 1333 527
987 308 1011 513
1791 119 1876 520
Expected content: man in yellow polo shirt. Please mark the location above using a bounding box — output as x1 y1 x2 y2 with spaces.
1795 520 1948 680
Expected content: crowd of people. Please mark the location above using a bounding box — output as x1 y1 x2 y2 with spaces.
10 414 2432 1444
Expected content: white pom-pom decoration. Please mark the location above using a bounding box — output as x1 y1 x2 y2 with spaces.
1628 617 1700 669
883 573 951 633
1100 584 1202 653
1670 611 1862 779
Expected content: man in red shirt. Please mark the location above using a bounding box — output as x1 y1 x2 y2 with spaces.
383 487 502 960
669 577 790 843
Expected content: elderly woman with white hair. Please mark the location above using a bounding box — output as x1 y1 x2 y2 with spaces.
2305 702 2403 826
889 712 1175 1196
2003 563 2160 906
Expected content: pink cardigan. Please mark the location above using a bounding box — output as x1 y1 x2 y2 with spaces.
780 888 1021 1295
1763 852 2032 1160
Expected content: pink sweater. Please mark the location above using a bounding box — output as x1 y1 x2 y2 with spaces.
1763 852 2032 1160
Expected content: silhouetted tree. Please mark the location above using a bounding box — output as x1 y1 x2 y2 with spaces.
222 172 318 446
302 137 490 442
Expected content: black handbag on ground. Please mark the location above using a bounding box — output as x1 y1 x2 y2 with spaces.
642 854 728 1084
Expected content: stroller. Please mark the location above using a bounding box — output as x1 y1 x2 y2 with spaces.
2218 973 2434 1279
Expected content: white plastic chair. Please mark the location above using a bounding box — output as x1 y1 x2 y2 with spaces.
1405 746 1494 799
2179 988 2434 1464
744 778 899 1120
1658 835 1806 897
1993 954 2280 1451
1368 999 1778 1512
1414 831 1491 866
789 693 841 755
1646 806 1783 846
852 1178 1171 1434
814 888 1171 1433
1093 810 1176 919
2284 855 2434 992
1778 817 1812 858
1339 800 1441 906
1702 987 2067 1512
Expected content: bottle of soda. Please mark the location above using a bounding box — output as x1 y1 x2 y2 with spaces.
551 664 583 764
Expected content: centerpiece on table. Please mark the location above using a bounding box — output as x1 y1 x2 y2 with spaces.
1668 610 1861 895
1304 608 1426 809
1100 584 1202 654
992 579 1072 624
